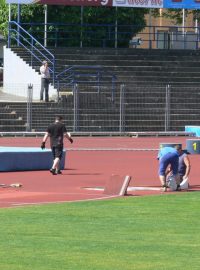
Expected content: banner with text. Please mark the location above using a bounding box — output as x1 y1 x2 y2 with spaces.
113 0 163 8
6 0 200 8
164 0 200 9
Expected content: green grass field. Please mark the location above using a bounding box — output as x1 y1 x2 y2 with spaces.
0 192 200 270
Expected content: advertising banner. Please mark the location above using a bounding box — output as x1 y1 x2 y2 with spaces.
163 0 200 9
113 0 163 8
186 0 200 10
6 0 200 8
6 0 112 5
34 0 112 6
6 0 34 3
163 0 187 9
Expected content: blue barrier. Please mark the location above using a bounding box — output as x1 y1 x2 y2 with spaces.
185 126 200 137
0 147 66 172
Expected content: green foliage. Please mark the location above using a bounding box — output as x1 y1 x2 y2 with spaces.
159 9 194 25
0 1 43 37
0 193 200 269
0 0 8 37
0 2 148 47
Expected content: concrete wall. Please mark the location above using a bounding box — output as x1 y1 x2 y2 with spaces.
0 39 6 59
3 46 57 100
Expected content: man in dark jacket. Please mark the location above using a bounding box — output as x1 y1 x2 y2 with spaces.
41 115 73 175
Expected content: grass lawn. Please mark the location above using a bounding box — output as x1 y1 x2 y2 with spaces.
0 192 200 270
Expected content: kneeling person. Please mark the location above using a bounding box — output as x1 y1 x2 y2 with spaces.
157 145 181 192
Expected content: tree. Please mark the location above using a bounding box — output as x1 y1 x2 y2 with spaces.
0 0 43 37
0 1 148 47
152 8 196 26
0 0 9 37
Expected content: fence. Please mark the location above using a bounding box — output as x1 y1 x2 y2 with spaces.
1 83 200 133
18 22 200 49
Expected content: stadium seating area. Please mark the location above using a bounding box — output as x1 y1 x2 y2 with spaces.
1 47 200 132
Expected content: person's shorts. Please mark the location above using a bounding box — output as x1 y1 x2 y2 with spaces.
159 152 179 176
52 145 63 159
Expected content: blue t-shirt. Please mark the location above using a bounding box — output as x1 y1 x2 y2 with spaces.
157 147 179 160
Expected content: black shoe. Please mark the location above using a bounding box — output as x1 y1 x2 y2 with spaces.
176 184 181 191
56 170 62 174
50 168 57 175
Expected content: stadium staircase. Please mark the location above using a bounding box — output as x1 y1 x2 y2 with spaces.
9 47 200 86
1 47 200 132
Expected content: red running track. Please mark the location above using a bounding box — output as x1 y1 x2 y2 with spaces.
0 136 199 208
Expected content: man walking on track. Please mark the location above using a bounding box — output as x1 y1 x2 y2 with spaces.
157 145 181 192
41 115 73 175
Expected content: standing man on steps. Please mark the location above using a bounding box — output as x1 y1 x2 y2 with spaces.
41 115 73 175
40 60 50 102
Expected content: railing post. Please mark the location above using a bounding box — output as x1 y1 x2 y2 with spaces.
111 75 116 102
52 57 55 86
165 84 171 132
73 84 79 132
57 80 60 102
8 22 11 48
31 39 33 66
26 84 33 132
97 71 100 94
119 84 125 132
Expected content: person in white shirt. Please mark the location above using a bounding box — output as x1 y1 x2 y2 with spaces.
40 60 50 102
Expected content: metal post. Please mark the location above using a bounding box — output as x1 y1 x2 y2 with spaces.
26 84 33 132
165 84 171 132
148 9 152 49
119 84 125 132
73 84 79 132
44 5 48 47
8 5 11 48
80 6 83 48
97 71 100 94
182 9 186 49
111 75 116 102
115 7 118 49
17 4 21 47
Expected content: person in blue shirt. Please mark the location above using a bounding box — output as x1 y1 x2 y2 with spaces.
157 145 181 192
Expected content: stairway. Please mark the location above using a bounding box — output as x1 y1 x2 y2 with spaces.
2 47 200 132
10 47 200 87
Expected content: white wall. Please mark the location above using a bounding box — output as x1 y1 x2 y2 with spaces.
3 46 57 100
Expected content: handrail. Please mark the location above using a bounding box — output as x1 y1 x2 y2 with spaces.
56 65 117 101
8 21 55 85
19 22 200 49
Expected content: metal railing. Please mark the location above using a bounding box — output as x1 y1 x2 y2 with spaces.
19 22 200 49
1 83 200 133
56 65 117 101
8 21 55 84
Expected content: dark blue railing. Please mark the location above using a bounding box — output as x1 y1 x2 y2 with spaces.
56 65 117 101
18 22 200 50
8 21 55 84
